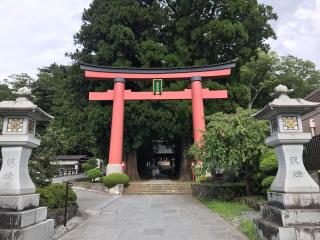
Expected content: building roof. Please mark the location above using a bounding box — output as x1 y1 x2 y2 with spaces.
55 155 90 161
304 89 320 102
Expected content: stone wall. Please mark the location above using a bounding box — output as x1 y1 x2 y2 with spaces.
47 203 80 226
191 183 246 200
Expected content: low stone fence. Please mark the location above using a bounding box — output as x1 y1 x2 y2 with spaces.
47 203 80 226
191 182 246 200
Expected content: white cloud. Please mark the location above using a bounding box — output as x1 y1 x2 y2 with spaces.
0 0 319 82
260 0 320 68
0 0 92 80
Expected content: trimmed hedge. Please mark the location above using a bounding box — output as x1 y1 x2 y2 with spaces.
86 168 102 181
103 173 129 188
37 183 77 208
191 182 246 200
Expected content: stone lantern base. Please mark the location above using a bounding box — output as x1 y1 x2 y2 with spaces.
0 194 54 240
254 192 320 240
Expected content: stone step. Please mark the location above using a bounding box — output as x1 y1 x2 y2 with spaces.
254 218 320 240
0 218 54 240
125 181 192 195
125 192 192 195
261 205 320 227
0 207 47 229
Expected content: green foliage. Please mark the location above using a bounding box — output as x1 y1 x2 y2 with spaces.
200 198 258 240
255 149 278 193
30 122 69 186
239 220 259 240
200 199 251 220
241 51 320 109
103 173 130 188
261 176 275 189
86 168 102 181
87 158 98 166
32 0 276 160
0 84 13 101
82 158 98 173
37 184 77 208
260 150 277 172
189 108 269 193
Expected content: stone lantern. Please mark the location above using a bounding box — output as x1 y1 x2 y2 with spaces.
253 84 320 240
0 87 54 240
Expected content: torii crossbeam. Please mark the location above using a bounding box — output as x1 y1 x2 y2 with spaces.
81 61 236 175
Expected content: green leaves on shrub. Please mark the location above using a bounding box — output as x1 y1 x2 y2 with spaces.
86 168 102 181
261 176 275 189
36 183 77 208
81 158 98 172
103 173 129 188
87 158 98 166
260 150 277 172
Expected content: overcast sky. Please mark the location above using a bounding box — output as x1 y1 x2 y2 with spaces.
0 0 319 81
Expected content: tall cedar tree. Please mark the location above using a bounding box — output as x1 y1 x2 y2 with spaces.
36 0 277 180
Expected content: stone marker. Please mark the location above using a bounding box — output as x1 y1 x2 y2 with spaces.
252 84 320 240
0 89 54 240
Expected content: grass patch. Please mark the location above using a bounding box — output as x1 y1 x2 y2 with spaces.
200 198 251 220
199 198 259 239
240 220 259 240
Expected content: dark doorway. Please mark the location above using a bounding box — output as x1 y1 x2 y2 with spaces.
137 143 179 179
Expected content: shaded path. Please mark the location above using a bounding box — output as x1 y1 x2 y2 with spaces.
61 195 247 240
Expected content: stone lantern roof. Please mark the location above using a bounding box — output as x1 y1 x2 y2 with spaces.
252 84 320 120
0 87 53 121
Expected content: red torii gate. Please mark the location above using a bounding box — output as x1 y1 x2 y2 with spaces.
81 61 236 175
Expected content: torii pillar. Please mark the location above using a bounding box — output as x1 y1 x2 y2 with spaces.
191 76 205 144
107 78 126 174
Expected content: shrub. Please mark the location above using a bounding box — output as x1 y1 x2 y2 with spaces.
81 163 95 172
37 183 77 208
260 150 277 172
103 173 129 188
261 176 275 189
86 168 102 181
87 158 98 166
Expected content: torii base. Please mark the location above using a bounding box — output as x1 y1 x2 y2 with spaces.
106 164 123 175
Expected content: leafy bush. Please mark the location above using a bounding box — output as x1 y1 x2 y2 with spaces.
87 158 98 166
86 168 102 181
103 173 129 188
261 176 275 189
260 150 277 172
37 183 77 208
258 149 278 193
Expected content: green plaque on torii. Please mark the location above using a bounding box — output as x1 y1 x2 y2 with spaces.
153 79 162 95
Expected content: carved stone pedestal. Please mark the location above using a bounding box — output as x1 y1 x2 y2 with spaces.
255 192 320 240
0 194 54 240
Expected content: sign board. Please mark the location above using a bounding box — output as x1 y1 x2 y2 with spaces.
153 79 162 95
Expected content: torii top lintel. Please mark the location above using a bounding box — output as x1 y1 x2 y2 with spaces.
80 60 236 80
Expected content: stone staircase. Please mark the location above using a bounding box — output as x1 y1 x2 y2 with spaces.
125 180 192 195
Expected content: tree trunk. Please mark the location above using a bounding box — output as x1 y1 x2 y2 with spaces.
179 139 191 181
245 164 251 196
126 150 140 181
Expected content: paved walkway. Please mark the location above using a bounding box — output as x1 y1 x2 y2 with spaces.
61 195 247 240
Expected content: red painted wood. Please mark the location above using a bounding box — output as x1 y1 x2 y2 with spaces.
108 81 125 165
191 80 205 144
85 69 231 80
89 89 227 101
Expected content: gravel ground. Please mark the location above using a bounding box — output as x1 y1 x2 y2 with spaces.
51 216 87 240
